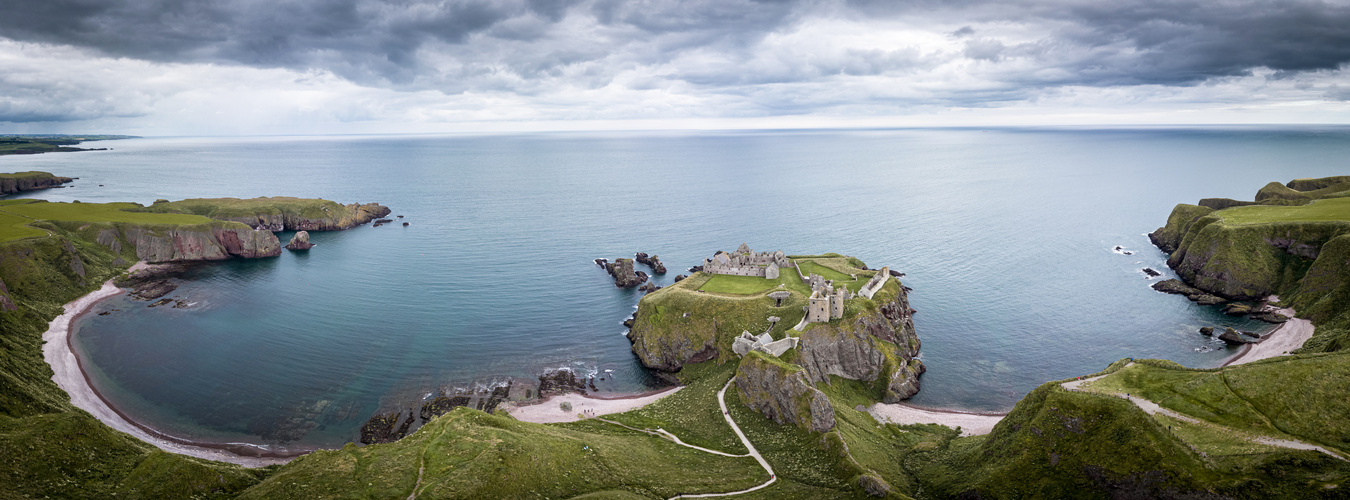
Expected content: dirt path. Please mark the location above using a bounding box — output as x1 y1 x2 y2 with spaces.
1061 364 1345 461
666 380 777 499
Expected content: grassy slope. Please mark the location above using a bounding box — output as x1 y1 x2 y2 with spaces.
138 197 342 221
0 199 217 244
0 222 268 498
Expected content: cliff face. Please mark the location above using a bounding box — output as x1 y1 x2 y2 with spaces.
0 172 73 194
121 223 282 263
735 352 835 433
797 282 925 402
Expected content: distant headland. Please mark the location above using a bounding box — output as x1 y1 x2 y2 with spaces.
0 135 138 156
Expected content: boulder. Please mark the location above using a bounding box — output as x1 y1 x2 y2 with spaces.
285 231 314 250
1249 311 1290 323
735 352 835 433
639 282 660 293
1151 279 1227 305
1142 267 1161 277
1222 303 1252 316
673 274 687 282
1218 328 1254 345
1199 326 1215 336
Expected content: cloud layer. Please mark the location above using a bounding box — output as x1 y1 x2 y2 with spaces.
2 0 1349 131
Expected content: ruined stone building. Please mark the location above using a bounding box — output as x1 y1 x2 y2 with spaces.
859 266 891 299
804 276 849 323
702 243 794 278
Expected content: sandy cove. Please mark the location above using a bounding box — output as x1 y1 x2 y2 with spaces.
43 268 293 468
1223 299 1314 367
505 387 683 424
867 403 1005 436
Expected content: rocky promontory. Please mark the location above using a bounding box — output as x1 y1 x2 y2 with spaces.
137 197 392 231
0 171 73 194
603 258 648 288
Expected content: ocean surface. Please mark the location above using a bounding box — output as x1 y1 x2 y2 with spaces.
4 127 1348 450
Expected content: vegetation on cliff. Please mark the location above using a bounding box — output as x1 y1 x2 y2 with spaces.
1150 175 1350 353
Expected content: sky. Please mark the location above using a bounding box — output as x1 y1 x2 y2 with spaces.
2 0 1350 135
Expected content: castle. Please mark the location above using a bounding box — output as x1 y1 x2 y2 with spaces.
799 266 890 326
702 243 794 279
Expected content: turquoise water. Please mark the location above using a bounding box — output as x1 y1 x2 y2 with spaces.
5 128 1347 450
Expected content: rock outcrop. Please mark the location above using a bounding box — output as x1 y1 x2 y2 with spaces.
537 367 589 396
0 278 15 312
735 351 835 432
1150 279 1226 305
285 231 313 250
604 258 647 288
635 252 667 274
1218 327 1254 345
796 283 925 402
0 171 73 194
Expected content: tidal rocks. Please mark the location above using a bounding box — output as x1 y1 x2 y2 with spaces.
117 264 188 299
1142 267 1161 277
402 222 409 226
595 258 608 268
735 351 835 433
688 265 704 273
604 258 648 288
359 409 416 444
147 298 173 307
639 282 660 293
635 252 667 274
1151 279 1227 305
373 218 393 225
129 280 177 300
1249 311 1290 323
1199 326 1215 336
1222 303 1253 316
538 367 589 396
1218 327 1255 345
285 231 313 250
673 274 687 282
420 383 511 422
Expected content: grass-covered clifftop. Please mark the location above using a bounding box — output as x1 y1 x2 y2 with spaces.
138 197 392 231
1150 175 1350 353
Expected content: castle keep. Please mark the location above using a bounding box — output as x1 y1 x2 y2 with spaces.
702 243 794 278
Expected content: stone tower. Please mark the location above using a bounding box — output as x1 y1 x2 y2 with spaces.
807 290 831 323
831 286 846 319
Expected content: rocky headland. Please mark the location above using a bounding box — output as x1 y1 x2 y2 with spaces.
1150 175 1350 353
0 171 74 194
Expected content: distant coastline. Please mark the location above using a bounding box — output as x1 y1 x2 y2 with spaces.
0 135 137 157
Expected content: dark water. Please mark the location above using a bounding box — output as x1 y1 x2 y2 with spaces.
5 127 1347 449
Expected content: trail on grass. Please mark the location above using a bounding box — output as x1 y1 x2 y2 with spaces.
595 379 778 499
1061 364 1346 461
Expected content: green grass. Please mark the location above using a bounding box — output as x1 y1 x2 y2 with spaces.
795 259 874 293
241 406 768 499
601 360 749 454
699 271 805 295
0 200 217 243
1217 197 1350 224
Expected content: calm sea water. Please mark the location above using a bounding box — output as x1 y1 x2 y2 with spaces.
5 127 1348 449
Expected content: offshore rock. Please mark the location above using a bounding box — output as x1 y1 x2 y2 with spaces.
605 258 647 288
285 231 313 250
1199 326 1215 336
635 252 667 274
1222 303 1253 316
735 351 835 433
1150 279 1226 305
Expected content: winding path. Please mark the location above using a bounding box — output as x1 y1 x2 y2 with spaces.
1061 365 1346 461
595 379 777 499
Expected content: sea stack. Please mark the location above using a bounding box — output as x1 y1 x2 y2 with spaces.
285 231 314 250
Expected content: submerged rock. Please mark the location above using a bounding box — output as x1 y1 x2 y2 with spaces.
1222 303 1253 316
1142 267 1161 277
1199 326 1215 336
285 230 314 250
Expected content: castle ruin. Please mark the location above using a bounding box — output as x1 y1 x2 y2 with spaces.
702 243 794 278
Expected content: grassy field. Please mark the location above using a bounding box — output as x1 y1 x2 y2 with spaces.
795 258 873 293
1217 196 1350 224
0 200 215 243
699 271 806 295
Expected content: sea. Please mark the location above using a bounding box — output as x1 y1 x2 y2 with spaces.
3 127 1347 451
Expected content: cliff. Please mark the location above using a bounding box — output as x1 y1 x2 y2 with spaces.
0 171 73 194
137 197 391 231
1150 175 1350 352
796 279 925 402
734 351 835 432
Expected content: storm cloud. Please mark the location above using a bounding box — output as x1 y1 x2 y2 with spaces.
1 0 1348 129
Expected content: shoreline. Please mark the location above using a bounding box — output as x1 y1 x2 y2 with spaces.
868 402 1006 436
1221 302 1313 367
505 386 683 423
43 273 300 467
